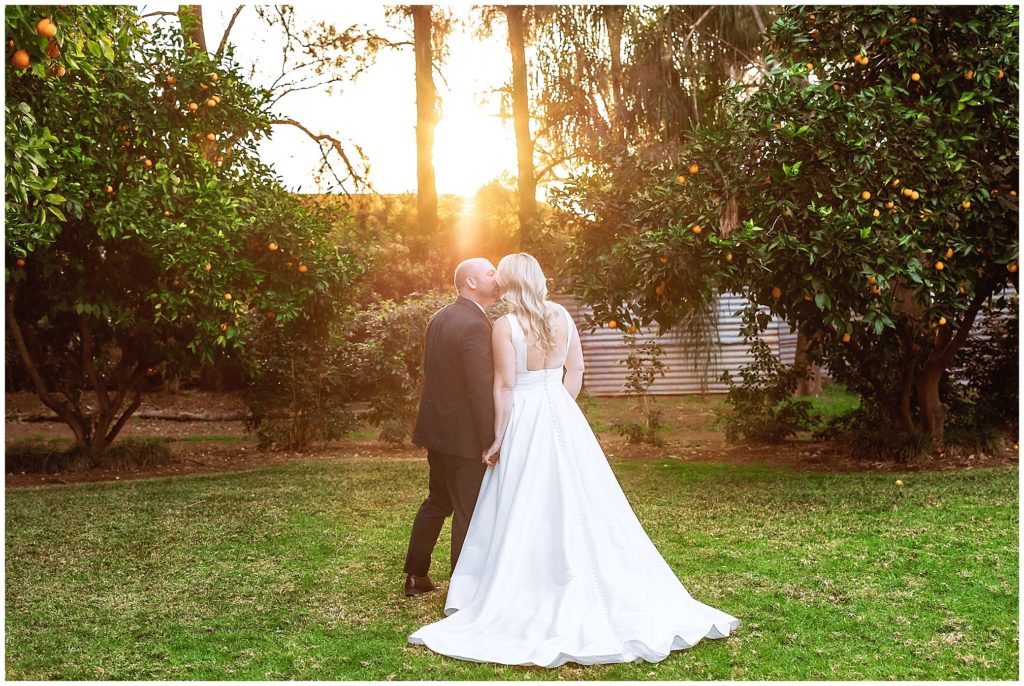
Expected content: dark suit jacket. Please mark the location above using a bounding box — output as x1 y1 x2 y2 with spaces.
411 295 495 459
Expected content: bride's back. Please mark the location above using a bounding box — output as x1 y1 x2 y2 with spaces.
513 302 570 371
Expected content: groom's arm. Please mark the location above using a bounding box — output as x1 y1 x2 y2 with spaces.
458 318 495 449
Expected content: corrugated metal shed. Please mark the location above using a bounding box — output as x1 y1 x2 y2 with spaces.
551 292 804 396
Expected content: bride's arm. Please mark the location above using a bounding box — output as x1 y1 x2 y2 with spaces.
483 317 516 465
563 319 585 399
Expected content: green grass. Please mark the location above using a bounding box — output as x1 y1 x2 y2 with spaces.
803 383 861 421
5 457 1018 680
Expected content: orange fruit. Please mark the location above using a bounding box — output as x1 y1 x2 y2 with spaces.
188 102 198 112
163 210 172 217
44 41 59 58
691 224 702 235
725 253 733 263
884 201 894 209
212 94 221 103
1009 263 1018 273
935 260 944 271
659 256 668 265
607 320 617 329
676 175 686 184
144 158 153 168
861 191 871 200
909 16 918 25
220 323 228 332
803 294 812 301
771 286 782 299
206 98 217 108
945 248 954 259
199 82 208 90
868 276 877 285
806 63 814 72
871 285 881 295
224 293 232 301
842 332 851 342
833 84 841 92
104 185 114 194
997 68 1005 79
808 13 816 21
209 73 218 81
206 132 216 141
688 164 699 175
10 49 30 69
166 75 177 86
1011 191 1018 197
204 262 212 272
911 72 920 82
266 310 276 319
892 178 901 187
811 28 821 39
628 325 638 334
961 200 971 209
36 18 57 39
910 191 920 201
298 264 308 273
938 316 947 326
775 121 783 129
902 187 912 197
16 258 26 267
964 69 974 80
873 208 881 217
268 242 278 251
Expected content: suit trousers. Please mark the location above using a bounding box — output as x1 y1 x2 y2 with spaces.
404 449 487 578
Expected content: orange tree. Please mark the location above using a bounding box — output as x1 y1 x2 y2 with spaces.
561 5 1018 447
5 6 356 457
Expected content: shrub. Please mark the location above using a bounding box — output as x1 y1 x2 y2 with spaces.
6 437 174 474
344 290 453 444
945 292 1018 432
717 339 816 443
613 338 667 446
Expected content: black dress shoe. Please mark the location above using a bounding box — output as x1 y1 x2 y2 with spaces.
404 574 437 597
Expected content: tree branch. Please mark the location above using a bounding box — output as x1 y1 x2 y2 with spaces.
684 7 716 45
215 5 245 60
271 118 365 185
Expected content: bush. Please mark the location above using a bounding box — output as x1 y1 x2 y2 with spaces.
343 290 453 444
716 339 816 443
613 338 667 446
242 293 362 451
6 437 174 474
945 292 1018 432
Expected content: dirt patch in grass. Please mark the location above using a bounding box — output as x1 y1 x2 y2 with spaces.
4 390 1017 489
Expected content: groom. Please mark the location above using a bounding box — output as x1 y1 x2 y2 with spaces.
403 257 500 597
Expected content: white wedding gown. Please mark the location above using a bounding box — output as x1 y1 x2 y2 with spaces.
408 305 740 667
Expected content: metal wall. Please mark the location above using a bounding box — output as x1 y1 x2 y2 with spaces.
551 293 804 396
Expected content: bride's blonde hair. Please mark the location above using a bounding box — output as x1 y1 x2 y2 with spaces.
497 253 557 358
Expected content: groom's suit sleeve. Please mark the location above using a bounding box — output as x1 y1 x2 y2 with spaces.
458 318 496 450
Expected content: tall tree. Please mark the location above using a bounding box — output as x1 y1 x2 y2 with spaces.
411 5 439 236
504 5 537 247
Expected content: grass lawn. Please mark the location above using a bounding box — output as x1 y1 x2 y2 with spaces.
5 456 1018 680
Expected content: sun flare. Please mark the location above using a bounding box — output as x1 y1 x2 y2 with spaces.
432 93 516 198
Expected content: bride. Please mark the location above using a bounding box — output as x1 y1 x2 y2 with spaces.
408 253 739 667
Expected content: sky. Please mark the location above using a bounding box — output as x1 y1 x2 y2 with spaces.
140 3 521 197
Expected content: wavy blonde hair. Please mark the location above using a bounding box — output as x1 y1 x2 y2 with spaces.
497 253 558 358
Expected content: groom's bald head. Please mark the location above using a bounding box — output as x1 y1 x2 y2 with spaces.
454 257 499 306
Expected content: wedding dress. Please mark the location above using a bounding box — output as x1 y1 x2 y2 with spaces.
408 304 739 667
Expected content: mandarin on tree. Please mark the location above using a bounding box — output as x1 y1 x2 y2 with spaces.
36 17 57 38
10 49 30 69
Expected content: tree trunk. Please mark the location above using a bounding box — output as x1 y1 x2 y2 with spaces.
917 366 946 448
793 330 822 397
505 5 537 248
604 6 626 137
412 5 439 236
177 5 207 53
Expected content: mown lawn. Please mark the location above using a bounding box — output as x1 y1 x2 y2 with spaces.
5 457 1018 680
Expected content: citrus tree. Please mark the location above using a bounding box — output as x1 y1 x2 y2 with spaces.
5 6 357 456
562 5 1018 447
